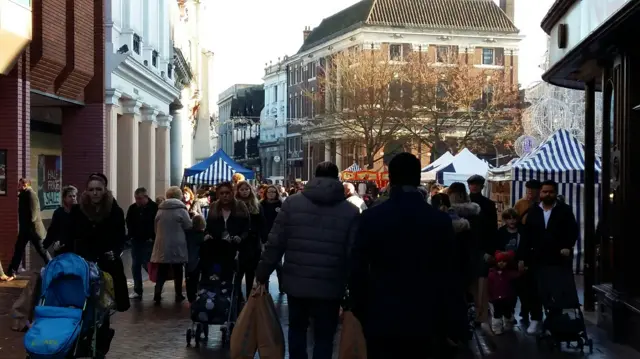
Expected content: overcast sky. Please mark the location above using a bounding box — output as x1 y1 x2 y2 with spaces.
202 0 555 110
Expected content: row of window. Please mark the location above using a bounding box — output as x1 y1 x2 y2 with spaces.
132 33 172 78
288 90 317 119
288 61 318 86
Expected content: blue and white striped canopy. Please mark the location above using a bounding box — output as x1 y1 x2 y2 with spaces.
344 163 361 172
512 129 601 184
183 149 254 185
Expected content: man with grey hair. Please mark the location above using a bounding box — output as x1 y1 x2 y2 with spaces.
344 182 367 212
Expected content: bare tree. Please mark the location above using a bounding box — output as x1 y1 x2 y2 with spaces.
307 50 410 169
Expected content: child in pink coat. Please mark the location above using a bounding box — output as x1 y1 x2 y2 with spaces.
488 250 520 335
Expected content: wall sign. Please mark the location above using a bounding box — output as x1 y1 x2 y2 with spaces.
0 150 6 196
37 155 61 210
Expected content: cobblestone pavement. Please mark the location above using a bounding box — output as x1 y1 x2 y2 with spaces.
1 251 640 359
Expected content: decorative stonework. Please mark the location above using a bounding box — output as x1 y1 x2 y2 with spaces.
122 99 142 116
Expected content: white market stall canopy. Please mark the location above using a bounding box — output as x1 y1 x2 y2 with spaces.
424 148 489 183
420 151 454 182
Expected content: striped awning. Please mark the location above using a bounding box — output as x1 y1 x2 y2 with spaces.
185 157 235 185
344 163 361 172
512 129 602 184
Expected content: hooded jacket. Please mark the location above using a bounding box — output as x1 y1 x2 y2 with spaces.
256 177 359 299
449 201 487 278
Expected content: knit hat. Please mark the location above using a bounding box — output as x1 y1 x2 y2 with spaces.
494 250 515 263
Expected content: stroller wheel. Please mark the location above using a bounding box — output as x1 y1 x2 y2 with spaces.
220 326 228 347
186 328 192 347
577 338 585 352
203 324 209 339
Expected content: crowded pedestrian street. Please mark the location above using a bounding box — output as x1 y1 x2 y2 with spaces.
3 263 640 359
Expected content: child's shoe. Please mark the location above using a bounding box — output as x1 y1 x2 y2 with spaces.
491 318 504 335
503 316 514 332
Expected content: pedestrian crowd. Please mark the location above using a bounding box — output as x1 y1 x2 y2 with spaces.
1 151 580 359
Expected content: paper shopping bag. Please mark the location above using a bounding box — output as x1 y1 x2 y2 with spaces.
338 311 367 359
10 271 41 331
255 288 285 358
230 293 258 359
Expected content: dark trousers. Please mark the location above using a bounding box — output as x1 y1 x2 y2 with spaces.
154 263 184 298
265 260 284 293
287 296 340 359
130 240 152 295
236 251 259 300
525 271 543 321
8 232 50 275
98 256 131 312
492 298 515 319
514 273 538 321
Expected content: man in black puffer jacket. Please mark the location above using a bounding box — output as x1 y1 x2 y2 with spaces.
256 161 359 359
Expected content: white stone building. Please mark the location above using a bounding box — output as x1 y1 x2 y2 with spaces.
105 0 180 204
259 59 288 182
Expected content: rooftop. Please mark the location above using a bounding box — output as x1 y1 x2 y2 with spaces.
298 0 519 53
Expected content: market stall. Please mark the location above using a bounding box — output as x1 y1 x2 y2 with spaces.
182 149 255 185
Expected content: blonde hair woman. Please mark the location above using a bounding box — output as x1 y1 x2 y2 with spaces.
235 181 267 298
151 186 193 304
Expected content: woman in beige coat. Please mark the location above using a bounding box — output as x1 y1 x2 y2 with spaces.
152 186 193 304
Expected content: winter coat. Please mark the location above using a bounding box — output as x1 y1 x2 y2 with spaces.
256 177 360 300
260 199 282 235
151 198 193 264
469 193 499 256
186 229 206 273
488 268 519 301
62 190 129 312
449 201 486 278
521 201 579 268
349 186 467 341
126 200 158 242
447 208 475 289
42 207 72 250
346 195 368 213
203 199 250 278
19 187 46 239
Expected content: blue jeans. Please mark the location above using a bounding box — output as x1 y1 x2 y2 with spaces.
131 240 152 294
287 296 340 359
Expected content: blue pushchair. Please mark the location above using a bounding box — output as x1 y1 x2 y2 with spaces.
24 253 114 359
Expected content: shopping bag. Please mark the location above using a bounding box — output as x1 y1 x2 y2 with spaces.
255 286 285 358
230 292 258 359
147 262 174 283
10 271 41 331
338 311 367 359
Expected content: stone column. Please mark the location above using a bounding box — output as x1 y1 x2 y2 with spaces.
117 99 141 207
170 103 184 186
156 114 172 197
324 140 331 161
139 108 158 196
105 89 121 197
335 140 343 170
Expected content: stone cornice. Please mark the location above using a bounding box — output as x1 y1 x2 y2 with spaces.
112 55 180 106
141 108 159 123
122 99 142 116
157 114 172 128
105 89 122 106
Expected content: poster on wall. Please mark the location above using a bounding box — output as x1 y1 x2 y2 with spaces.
37 155 61 210
0 150 6 196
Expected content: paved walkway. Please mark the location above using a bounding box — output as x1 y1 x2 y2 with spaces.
0 251 639 358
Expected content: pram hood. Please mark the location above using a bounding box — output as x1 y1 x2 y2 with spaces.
40 253 91 299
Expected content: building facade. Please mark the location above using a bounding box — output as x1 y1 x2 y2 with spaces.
193 49 216 163
105 0 180 203
541 0 640 351
284 0 521 180
259 59 288 183
0 0 107 269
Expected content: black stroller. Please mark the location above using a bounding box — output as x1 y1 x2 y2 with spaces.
186 252 241 348
535 265 593 353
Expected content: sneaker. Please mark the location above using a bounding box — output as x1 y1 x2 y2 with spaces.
527 320 541 335
503 316 514 332
480 322 494 336
491 318 504 335
129 292 142 300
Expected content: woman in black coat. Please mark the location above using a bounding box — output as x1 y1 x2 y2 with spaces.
60 173 130 356
260 184 284 293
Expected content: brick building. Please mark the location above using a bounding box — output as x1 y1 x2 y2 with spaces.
284 0 522 180
0 1 106 269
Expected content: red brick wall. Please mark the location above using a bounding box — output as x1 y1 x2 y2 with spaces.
30 0 66 96
0 54 30 268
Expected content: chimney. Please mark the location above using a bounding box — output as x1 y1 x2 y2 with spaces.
303 26 312 41
499 0 515 22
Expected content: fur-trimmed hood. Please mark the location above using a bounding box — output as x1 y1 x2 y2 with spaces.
209 198 250 219
79 190 116 223
447 209 471 233
449 201 481 219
